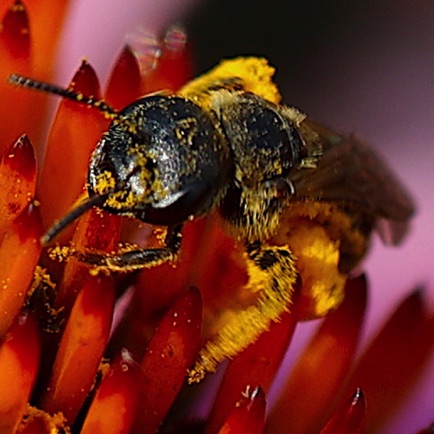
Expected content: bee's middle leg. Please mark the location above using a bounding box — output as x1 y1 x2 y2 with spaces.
188 241 297 383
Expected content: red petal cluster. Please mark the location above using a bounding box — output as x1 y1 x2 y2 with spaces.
0 2 432 434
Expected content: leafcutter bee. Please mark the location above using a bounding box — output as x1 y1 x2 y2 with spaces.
9 57 415 383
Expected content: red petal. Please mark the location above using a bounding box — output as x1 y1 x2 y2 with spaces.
344 289 434 432
41 277 115 424
0 135 36 233
81 350 141 434
189 215 246 301
320 388 366 434
16 417 51 434
105 45 142 110
0 203 42 338
69 206 121 253
142 25 192 93
39 61 109 236
0 313 40 433
135 218 211 314
267 275 367 433
207 310 297 433
217 387 266 434
131 288 202 434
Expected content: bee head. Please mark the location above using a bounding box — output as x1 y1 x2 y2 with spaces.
88 94 231 226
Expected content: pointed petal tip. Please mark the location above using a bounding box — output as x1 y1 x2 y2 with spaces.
320 388 366 434
41 277 115 423
0 135 37 227
267 275 367 434
14 201 43 241
217 387 266 434
81 350 141 434
1 134 35 177
344 284 434 432
208 309 297 434
69 60 101 99
105 44 142 109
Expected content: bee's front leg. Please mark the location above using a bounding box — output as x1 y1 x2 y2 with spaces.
58 224 183 273
188 241 298 383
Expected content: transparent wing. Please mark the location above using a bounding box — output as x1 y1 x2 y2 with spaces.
289 126 416 245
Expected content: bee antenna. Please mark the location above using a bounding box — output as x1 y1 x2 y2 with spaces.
41 193 109 246
9 74 119 118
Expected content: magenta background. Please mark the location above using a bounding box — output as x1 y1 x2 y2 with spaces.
55 0 199 85
54 1 434 432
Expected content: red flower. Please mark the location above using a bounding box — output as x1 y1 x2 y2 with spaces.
0 2 432 433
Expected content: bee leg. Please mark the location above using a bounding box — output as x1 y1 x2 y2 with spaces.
188 241 297 384
70 224 183 273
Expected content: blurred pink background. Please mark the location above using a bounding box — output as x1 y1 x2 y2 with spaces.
55 0 199 85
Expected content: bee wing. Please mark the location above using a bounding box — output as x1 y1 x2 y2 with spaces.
290 132 416 245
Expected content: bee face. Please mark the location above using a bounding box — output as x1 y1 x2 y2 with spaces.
88 95 231 226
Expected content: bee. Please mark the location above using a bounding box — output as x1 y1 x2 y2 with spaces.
9 57 415 383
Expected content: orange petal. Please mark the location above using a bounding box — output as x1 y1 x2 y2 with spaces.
105 45 142 110
0 0 30 60
24 0 70 78
41 276 115 424
344 289 434 432
81 350 141 434
0 203 42 338
132 288 202 434
0 134 36 234
56 207 121 310
0 0 34 153
0 313 40 433
0 0 68 153
207 310 297 434
320 388 366 434
217 387 266 434
39 60 109 234
267 275 367 434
